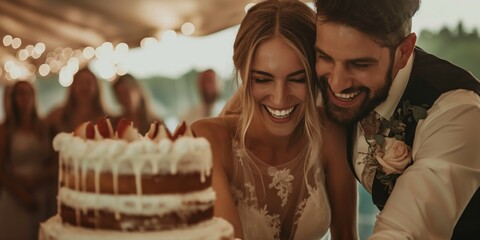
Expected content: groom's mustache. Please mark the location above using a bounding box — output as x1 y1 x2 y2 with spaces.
318 75 368 95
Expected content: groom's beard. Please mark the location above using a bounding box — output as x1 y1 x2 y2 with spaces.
318 66 394 125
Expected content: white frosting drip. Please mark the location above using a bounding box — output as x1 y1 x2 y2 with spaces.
40 216 234 240
59 187 216 216
53 133 213 176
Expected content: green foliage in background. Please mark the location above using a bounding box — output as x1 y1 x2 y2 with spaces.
417 21 480 78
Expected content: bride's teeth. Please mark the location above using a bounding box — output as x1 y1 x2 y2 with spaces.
265 106 295 119
334 91 359 100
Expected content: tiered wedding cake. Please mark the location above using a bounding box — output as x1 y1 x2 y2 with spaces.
39 117 233 240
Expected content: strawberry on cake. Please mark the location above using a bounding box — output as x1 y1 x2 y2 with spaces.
39 117 233 240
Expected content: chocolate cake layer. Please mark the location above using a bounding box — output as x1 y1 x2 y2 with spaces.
61 167 211 194
60 204 214 231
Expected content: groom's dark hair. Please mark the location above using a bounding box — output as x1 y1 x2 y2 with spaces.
315 0 420 48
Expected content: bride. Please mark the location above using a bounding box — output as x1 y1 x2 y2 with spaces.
192 0 357 239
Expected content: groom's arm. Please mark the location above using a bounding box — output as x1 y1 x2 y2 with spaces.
370 90 480 239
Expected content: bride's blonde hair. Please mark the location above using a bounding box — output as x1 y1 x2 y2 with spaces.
232 0 322 189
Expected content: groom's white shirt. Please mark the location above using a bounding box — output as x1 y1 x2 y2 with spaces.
355 52 480 239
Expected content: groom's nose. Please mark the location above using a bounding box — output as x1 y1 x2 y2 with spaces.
328 64 354 93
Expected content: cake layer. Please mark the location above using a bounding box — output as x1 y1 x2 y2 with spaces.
60 204 213 231
40 215 234 240
59 187 215 217
53 133 213 176
61 167 211 194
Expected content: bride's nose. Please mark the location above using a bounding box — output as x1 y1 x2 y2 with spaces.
270 82 289 106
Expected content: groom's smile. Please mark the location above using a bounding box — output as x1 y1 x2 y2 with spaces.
315 21 396 125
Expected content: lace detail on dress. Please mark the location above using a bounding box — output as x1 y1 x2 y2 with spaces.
294 197 309 225
231 182 257 205
232 184 281 239
230 141 331 240
267 167 294 207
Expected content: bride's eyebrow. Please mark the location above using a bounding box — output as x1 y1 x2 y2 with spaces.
287 69 306 78
251 69 305 77
251 70 273 77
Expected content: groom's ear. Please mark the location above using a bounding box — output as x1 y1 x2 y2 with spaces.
395 33 417 69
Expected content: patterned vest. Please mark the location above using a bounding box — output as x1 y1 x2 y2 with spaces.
346 47 480 239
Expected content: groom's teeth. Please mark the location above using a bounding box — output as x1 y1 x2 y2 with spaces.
265 106 295 119
334 91 360 101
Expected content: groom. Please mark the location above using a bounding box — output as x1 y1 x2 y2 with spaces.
314 0 480 239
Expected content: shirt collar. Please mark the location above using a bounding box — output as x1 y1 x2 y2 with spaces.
375 52 415 120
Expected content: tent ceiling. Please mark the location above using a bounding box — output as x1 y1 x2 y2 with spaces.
0 0 312 81
0 0 253 78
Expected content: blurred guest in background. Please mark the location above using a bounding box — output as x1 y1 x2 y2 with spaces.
182 69 224 124
1 83 12 123
111 73 159 134
46 67 107 134
0 80 56 240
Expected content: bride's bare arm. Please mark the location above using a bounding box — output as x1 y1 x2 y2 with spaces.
321 112 358 240
191 119 244 239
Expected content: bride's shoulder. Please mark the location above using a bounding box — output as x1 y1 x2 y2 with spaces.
191 117 236 172
191 116 236 143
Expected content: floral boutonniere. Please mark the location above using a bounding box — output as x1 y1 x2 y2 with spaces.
360 100 428 193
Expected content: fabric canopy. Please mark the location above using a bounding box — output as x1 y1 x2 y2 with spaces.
0 0 256 72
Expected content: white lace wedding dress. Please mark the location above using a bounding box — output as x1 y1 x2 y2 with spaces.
230 142 331 240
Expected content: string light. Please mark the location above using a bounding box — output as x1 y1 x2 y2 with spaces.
34 43 46 54
59 66 74 87
11 38 22 49
31 51 41 59
161 30 177 42
3 35 13 46
115 42 129 55
18 49 29 61
4 60 14 73
115 63 128 76
140 37 157 49
62 47 73 59
2 18 209 81
181 22 195 35
39 64 50 76
83 46 95 59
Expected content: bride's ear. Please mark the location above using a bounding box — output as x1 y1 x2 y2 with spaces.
395 33 417 69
